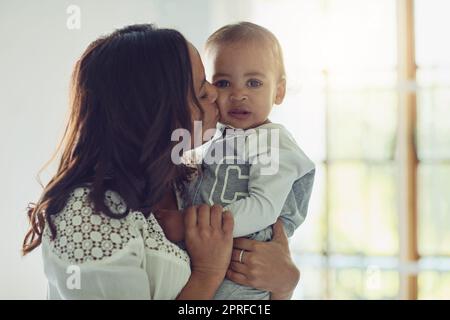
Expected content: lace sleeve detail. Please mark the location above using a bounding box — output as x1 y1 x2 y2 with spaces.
43 187 136 264
43 186 189 265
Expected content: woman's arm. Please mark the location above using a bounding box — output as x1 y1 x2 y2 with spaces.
177 271 225 299
176 204 234 300
225 219 300 300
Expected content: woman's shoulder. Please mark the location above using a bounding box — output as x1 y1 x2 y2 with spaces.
42 186 139 264
43 186 189 265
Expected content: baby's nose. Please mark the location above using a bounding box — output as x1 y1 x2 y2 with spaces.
230 87 249 101
230 93 248 101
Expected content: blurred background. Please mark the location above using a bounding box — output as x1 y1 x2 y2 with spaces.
1 0 449 299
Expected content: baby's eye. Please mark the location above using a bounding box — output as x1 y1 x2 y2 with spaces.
214 80 230 88
247 79 263 88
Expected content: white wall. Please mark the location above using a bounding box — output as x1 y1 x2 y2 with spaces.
0 0 258 299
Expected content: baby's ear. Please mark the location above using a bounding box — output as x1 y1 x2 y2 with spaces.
274 78 286 105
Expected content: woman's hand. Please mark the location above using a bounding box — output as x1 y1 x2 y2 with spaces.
226 219 300 300
177 204 234 300
184 204 234 284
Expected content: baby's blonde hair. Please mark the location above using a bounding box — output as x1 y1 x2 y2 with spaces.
206 22 286 81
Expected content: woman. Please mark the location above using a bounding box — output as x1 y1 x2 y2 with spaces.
23 24 300 299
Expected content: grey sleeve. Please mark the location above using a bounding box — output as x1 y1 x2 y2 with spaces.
280 168 316 237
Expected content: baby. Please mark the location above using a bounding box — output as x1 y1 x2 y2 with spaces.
157 22 315 300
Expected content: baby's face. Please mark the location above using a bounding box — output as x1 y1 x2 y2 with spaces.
207 41 285 129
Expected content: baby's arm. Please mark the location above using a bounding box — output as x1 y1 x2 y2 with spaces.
278 168 315 237
225 129 314 238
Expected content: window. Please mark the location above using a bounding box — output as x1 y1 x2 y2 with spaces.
245 0 450 299
415 0 450 299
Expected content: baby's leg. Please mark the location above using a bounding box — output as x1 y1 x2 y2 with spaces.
214 227 273 300
214 279 270 300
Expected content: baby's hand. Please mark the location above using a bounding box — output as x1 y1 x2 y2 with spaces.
154 209 185 243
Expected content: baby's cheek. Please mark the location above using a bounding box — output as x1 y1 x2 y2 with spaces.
216 92 228 109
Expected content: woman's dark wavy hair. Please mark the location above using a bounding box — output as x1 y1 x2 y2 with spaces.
23 24 200 255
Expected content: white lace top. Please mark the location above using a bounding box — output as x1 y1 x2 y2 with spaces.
41 186 191 299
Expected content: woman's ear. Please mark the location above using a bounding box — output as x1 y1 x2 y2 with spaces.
274 78 286 105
